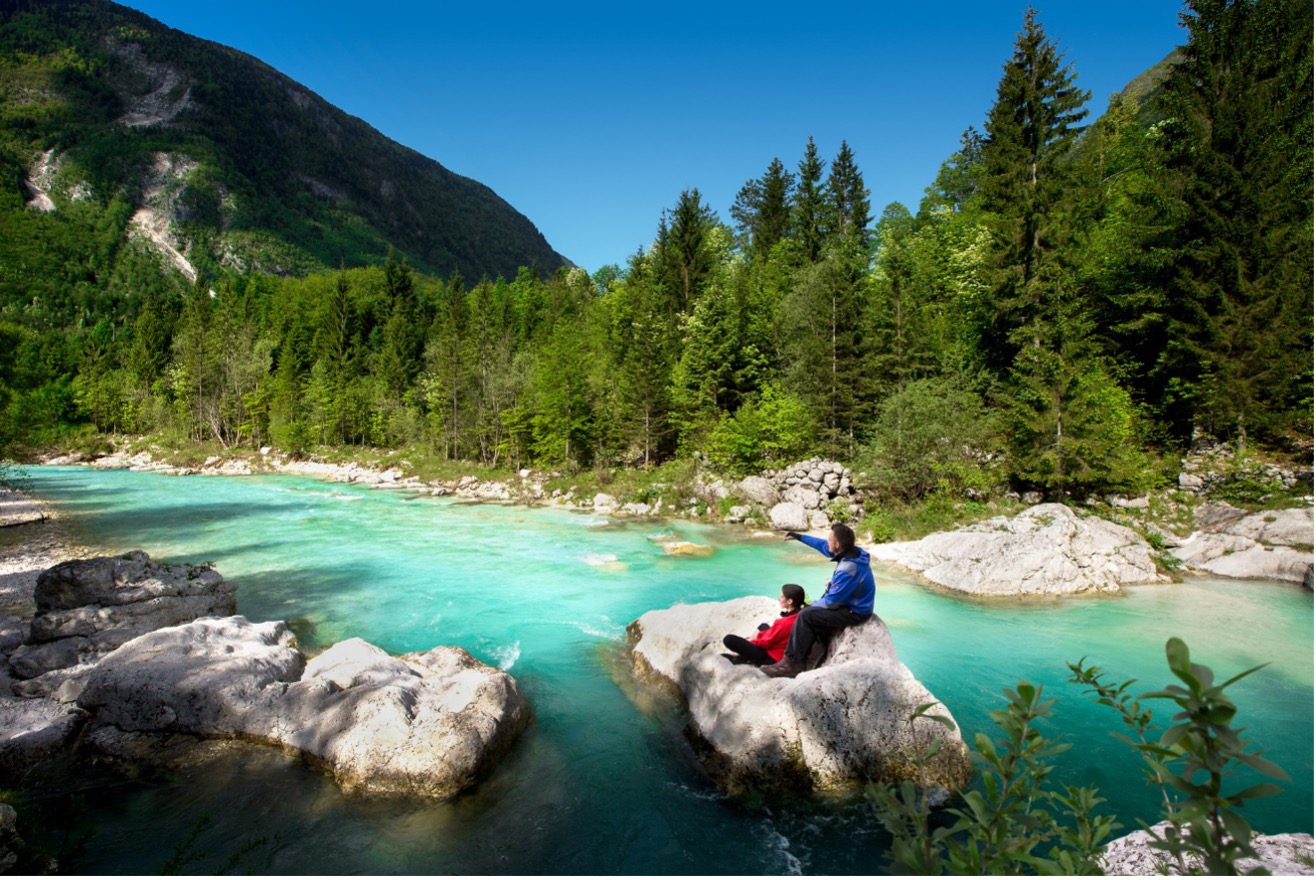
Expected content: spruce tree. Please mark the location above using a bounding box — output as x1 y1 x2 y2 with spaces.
825 140 873 247
1151 0 1313 445
978 6 1090 370
791 137 828 264
730 157 794 261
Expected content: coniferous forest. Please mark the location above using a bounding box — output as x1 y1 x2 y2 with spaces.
0 0 1311 513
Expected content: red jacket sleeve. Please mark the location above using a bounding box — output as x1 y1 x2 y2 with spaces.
751 612 799 657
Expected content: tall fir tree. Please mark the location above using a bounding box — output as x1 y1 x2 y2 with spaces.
978 6 1091 370
1150 0 1313 446
791 137 829 264
655 189 718 313
825 140 873 247
730 157 794 261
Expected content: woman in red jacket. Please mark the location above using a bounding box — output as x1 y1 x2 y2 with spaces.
721 584 807 666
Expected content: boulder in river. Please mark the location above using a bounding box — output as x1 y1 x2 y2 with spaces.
627 597 971 797
869 503 1169 596
77 617 532 799
9 550 236 683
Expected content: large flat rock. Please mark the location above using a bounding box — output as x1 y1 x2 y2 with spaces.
869 503 1169 596
10 551 237 682
628 597 970 795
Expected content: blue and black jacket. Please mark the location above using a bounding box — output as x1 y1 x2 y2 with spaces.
796 534 875 616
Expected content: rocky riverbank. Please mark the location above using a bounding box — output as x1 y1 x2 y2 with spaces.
36 445 1316 598
39 449 863 527
0 513 531 801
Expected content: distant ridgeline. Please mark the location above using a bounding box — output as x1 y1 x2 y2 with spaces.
0 0 1310 506
0 0 568 291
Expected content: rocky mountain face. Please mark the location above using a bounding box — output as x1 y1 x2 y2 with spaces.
1 0 569 282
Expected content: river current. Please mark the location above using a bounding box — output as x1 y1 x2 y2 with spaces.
13 466 1314 874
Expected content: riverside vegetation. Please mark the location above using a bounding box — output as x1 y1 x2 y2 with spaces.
867 638 1298 875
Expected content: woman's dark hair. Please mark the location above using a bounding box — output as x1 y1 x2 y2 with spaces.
781 583 806 611
831 523 857 555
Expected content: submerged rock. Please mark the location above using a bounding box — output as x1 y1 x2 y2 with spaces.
1100 821 1314 875
627 597 971 796
869 503 1168 596
662 541 714 557
77 617 531 799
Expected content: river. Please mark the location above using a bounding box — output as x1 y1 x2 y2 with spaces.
12 466 1313 874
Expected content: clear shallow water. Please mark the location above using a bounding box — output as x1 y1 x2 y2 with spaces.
16 466 1315 874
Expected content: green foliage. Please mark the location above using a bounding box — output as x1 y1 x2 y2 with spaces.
870 685 1116 875
870 639 1289 876
0 0 1307 499
704 384 816 476
859 377 1001 501
859 492 999 544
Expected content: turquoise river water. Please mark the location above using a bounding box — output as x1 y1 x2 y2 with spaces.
11 466 1314 874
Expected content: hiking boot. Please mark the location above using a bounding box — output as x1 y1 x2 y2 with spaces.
762 657 801 678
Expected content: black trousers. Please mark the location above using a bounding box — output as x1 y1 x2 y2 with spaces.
722 634 775 666
784 605 870 664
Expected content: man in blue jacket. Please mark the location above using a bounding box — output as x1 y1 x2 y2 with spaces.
763 523 874 678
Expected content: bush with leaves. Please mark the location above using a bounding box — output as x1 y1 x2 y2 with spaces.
869 638 1288 875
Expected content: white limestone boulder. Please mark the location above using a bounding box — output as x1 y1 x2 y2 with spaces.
769 502 809 531
77 617 531 799
1171 505 1313 585
1100 821 1314 875
869 503 1168 596
627 597 970 795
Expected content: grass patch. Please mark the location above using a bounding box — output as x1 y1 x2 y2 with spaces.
860 492 1021 542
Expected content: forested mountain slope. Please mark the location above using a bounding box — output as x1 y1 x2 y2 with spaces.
0 0 568 293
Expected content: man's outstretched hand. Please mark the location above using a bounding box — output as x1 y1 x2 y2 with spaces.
783 531 799 541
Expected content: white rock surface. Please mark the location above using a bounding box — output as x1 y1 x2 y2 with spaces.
1171 505 1313 584
769 502 809 531
736 476 780 507
628 598 970 795
869 503 1169 596
77 618 531 798
1100 821 1314 875
0 696 86 772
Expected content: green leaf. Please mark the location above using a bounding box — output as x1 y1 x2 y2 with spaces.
1230 782 1284 802
1165 637 1191 678
1237 753 1290 781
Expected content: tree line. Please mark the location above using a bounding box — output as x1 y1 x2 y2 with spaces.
1 0 1310 503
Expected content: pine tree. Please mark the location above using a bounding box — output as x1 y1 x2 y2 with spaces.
730 157 794 261
791 137 828 264
978 6 1091 370
1151 0 1313 445
825 140 872 247
655 189 717 313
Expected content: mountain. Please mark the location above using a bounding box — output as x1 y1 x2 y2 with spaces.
0 0 570 287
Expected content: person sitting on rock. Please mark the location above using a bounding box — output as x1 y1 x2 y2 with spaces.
763 523 874 678
721 583 807 666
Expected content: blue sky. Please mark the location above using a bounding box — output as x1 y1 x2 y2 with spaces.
118 1 1187 274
